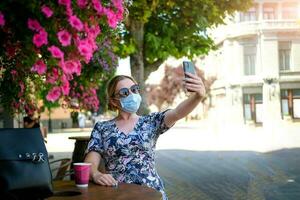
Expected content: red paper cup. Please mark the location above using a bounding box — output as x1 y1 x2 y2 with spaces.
73 163 91 187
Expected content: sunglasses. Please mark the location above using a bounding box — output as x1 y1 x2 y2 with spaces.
114 84 140 98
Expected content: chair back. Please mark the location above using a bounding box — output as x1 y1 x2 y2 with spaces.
50 158 71 180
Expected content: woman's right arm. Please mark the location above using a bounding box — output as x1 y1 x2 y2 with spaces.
84 151 117 186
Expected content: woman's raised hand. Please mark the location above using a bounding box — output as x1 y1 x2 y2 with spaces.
183 72 206 99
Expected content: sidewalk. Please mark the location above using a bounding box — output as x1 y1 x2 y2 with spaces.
46 120 300 200
47 119 300 154
156 119 300 152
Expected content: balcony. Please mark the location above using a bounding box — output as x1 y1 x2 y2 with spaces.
213 19 300 43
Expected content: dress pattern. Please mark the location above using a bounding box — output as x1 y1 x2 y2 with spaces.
86 111 170 200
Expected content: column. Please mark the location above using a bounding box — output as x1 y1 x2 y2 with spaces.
298 2 300 19
277 2 282 20
263 81 282 118
234 11 240 23
258 2 263 21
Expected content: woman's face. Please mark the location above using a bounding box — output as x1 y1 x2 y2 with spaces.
115 78 136 96
111 78 137 110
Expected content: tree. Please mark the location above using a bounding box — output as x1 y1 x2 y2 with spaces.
117 0 252 113
0 0 124 116
147 62 216 110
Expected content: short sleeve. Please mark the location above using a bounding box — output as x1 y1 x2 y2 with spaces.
86 122 104 156
150 109 172 136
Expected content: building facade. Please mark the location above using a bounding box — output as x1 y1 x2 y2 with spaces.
200 0 300 127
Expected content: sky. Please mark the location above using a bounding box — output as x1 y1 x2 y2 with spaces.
116 57 189 84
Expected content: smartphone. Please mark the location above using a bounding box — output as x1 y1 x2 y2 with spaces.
183 61 196 92
183 61 196 77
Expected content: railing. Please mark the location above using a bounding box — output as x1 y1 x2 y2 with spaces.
213 19 300 43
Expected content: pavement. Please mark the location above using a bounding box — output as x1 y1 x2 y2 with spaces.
46 120 300 200
156 149 300 200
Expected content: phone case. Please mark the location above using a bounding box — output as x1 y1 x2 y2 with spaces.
183 61 196 77
183 61 196 92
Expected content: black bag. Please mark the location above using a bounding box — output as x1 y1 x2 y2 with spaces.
0 128 53 200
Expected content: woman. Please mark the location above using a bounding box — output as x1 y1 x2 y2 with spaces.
84 71 207 200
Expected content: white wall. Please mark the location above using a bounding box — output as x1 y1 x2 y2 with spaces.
261 38 279 77
292 41 300 72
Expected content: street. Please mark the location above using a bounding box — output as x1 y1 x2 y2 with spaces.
47 120 300 200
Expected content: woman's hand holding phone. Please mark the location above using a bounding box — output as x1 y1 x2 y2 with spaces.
183 61 206 100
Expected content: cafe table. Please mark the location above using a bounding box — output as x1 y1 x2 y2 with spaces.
47 181 162 200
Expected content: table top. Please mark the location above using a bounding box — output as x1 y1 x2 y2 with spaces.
68 136 90 141
47 181 162 200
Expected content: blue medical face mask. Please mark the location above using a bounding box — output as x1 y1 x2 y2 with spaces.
119 93 142 113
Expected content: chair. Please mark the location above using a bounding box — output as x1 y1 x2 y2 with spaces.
49 158 72 180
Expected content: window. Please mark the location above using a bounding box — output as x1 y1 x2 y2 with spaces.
243 93 263 123
240 6 257 21
282 3 297 19
263 4 277 20
244 45 256 76
281 89 300 119
279 42 291 71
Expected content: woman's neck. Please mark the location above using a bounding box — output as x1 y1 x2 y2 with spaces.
116 111 138 121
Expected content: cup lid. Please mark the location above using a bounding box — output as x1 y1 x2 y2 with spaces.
73 162 92 166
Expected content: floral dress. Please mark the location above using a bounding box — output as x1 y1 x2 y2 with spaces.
86 111 171 200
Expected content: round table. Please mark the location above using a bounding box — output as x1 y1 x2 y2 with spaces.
47 181 162 200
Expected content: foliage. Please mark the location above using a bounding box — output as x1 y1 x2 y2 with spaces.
116 0 252 79
144 0 252 61
114 0 252 114
147 62 216 110
0 0 124 116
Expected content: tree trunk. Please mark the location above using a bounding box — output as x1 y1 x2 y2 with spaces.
129 19 149 114
144 59 164 81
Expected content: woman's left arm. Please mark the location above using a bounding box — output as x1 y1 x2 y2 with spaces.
164 72 207 127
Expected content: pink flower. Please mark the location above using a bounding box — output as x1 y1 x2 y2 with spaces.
61 75 70 95
112 0 123 9
58 0 71 7
11 70 17 76
112 0 124 19
31 60 47 75
105 9 118 29
77 40 93 63
87 25 101 39
41 5 53 18
68 15 83 31
92 0 104 14
28 18 42 32
46 86 61 102
112 0 124 21
66 6 73 16
65 73 74 80
60 59 81 75
18 82 25 97
57 30 71 46
0 11 5 27
91 88 97 95
86 38 97 56
12 101 20 109
74 61 82 75
115 7 124 21
19 82 25 93
48 45 64 59
46 68 59 84
33 29 48 47
77 0 88 9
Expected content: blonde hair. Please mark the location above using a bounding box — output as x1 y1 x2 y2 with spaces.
107 75 138 111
